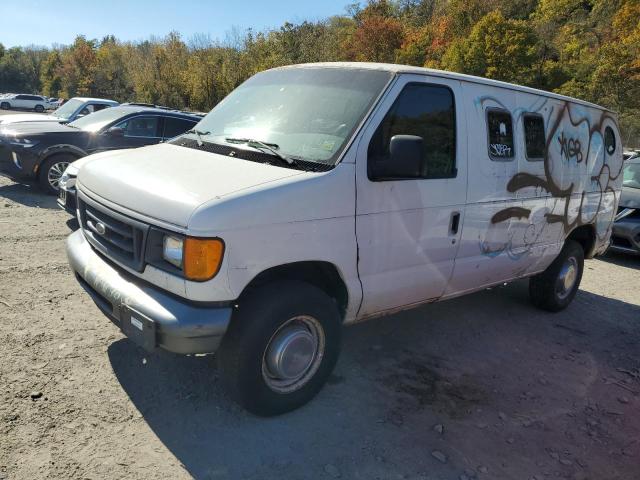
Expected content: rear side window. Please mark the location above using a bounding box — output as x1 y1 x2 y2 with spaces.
163 117 197 139
115 116 160 138
523 114 545 160
604 126 616 155
487 109 514 160
368 83 456 179
93 103 111 112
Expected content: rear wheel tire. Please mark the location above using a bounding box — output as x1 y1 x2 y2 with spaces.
34 104 44 113
39 154 74 195
0 102 10 110
529 240 584 312
218 281 342 416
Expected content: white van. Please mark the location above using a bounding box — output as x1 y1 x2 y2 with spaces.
66 63 624 415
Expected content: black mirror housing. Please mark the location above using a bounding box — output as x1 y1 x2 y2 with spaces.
370 135 425 180
107 127 125 137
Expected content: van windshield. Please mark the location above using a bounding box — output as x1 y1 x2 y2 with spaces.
52 98 83 120
177 67 393 165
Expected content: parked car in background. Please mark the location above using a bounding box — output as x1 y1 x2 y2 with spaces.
65 62 623 416
609 154 640 254
47 97 63 109
0 97 118 126
0 104 201 194
0 94 51 112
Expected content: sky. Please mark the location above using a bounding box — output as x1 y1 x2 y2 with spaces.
1 0 350 48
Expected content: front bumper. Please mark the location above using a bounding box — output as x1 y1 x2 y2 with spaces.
67 229 233 354
0 143 38 180
609 216 640 255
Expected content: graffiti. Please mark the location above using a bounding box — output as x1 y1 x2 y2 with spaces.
491 207 531 224
490 143 512 158
557 132 583 163
476 96 624 261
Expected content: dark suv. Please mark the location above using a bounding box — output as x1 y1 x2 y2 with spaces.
0 105 201 194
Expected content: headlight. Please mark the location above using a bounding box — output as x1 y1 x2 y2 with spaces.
161 235 224 281
162 235 183 268
9 137 38 148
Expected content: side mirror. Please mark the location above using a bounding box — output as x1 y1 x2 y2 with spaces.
371 135 425 180
107 127 124 137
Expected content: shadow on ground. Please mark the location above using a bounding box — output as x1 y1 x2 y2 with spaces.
108 281 640 480
598 250 640 269
0 180 58 209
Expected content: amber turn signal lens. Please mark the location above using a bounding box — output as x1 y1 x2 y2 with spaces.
183 237 224 281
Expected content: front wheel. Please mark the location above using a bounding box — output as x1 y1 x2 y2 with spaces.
529 240 584 312
39 154 74 195
34 104 44 113
218 281 342 416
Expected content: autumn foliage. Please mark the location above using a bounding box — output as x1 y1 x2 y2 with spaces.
0 0 639 145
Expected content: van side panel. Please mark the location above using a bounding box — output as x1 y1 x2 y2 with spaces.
445 82 623 297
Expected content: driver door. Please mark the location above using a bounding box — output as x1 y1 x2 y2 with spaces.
355 75 468 318
90 115 162 153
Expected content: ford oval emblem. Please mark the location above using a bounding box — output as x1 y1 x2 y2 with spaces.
95 222 106 235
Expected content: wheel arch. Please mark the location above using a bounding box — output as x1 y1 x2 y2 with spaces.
566 224 597 258
36 146 86 175
238 261 350 321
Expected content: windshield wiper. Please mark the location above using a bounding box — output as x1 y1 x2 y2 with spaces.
225 137 297 166
186 129 210 146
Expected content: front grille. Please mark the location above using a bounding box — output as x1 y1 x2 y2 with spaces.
78 193 148 271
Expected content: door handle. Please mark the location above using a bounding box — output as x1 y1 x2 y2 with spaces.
450 211 460 235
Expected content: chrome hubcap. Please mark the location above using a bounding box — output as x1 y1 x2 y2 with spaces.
262 315 325 393
47 161 69 190
556 256 578 300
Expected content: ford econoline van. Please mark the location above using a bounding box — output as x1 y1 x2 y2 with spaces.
66 63 624 415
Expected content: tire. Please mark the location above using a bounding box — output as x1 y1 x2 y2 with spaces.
38 154 75 195
529 239 584 312
34 104 44 113
218 280 342 416
0 102 10 110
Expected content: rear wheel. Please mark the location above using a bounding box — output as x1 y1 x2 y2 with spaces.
34 104 44 113
0 102 10 110
529 240 584 312
39 154 74 195
218 281 342 416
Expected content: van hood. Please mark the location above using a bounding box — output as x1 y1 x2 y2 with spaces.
0 113 62 125
77 143 308 228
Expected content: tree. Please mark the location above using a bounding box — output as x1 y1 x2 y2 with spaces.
441 10 539 85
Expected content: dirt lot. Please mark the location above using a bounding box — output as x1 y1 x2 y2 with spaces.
1 146 639 479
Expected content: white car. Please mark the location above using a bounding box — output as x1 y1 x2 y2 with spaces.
66 62 624 416
0 94 50 112
0 97 119 125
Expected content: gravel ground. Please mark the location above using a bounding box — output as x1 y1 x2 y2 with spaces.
1 152 639 479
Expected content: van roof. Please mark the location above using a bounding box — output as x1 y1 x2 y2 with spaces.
275 62 612 113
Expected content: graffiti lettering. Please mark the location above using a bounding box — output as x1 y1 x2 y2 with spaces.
490 143 512 157
557 132 583 163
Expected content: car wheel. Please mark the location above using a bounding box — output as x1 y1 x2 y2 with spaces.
39 155 74 195
529 239 584 312
34 104 44 113
0 102 10 110
218 280 342 416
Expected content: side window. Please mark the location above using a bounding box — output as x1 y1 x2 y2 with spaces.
92 104 110 112
368 83 456 179
604 126 616 155
523 114 546 160
79 105 95 116
16 95 28 100
114 116 160 138
487 109 514 160
163 117 197 139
